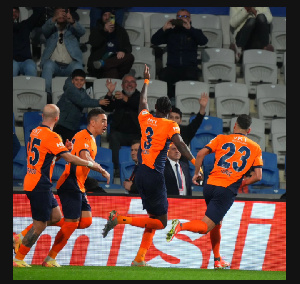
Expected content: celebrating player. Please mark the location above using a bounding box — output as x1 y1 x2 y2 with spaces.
166 114 263 269
13 105 104 267
102 64 199 266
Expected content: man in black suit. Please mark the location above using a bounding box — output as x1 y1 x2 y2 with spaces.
165 143 192 196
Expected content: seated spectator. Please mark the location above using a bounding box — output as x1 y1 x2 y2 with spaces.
40 7 85 101
13 7 45 77
90 7 127 29
151 8 208 100
87 8 134 79
101 75 141 172
165 143 192 196
54 69 110 143
229 7 273 62
123 140 140 195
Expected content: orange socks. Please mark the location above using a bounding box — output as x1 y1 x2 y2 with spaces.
20 224 33 238
134 228 156 263
117 215 164 230
78 217 92 229
48 221 79 259
181 220 208 234
15 244 31 261
210 224 221 260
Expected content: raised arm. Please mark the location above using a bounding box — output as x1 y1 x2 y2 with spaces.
138 64 150 114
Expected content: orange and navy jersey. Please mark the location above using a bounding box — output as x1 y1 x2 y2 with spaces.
205 133 263 188
24 125 69 192
138 109 180 173
56 129 97 193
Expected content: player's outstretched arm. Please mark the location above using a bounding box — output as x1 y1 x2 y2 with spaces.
240 167 262 188
60 152 101 172
138 64 150 114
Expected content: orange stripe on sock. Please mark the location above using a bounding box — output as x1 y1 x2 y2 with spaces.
21 224 33 237
131 217 164 229
15 244 31 260
181 220 208 234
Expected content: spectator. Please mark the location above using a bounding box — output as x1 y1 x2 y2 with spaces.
165 143 192 196
40 7 85 100
101 76 141 172
90 7 127 29
123 140 140 195
13 7 45 77
54 69 110 143
229 7 273 63
87 8 134 79
151 8 208 100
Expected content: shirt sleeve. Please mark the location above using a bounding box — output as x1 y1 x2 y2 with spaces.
46 132 69 156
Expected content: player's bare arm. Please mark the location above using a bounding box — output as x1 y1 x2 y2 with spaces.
60 152 101 172
192 147 210 184
138 64 150 114
240 167 262 188
171 133 194 161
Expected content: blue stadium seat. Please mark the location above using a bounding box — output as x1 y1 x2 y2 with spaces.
120 161 136 185
13 146 27 186
119 146 131 167
248 151 280 193
190 116 223 157
23 111 43 146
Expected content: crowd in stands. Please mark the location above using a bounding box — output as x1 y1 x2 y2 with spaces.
13 7 285 195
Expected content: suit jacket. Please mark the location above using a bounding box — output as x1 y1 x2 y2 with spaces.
164 159 192 196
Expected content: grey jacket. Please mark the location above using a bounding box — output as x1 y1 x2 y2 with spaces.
41 19 85 67
56 77 100 131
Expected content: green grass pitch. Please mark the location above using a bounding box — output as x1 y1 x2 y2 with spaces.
13 266 286 280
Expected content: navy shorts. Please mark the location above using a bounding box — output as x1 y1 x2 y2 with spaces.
135 164 168 216
203 184 236 225
26 190 59 222
58 189 91 219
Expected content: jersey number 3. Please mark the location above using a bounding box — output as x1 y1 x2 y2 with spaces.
144 127 153 149
217 142 250 172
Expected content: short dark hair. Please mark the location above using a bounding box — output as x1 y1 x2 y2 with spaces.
156 97 172 115
71 69 86 79
87 108 105 125
170 106 182 119
131 139 140 146
236 114 252 130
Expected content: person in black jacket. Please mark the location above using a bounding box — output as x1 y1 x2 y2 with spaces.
151 9 208 99
165 143 192 196
87 8 134 79
13 7 45 77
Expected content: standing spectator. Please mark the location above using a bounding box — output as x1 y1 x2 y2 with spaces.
90 7 127 29
13 7 45 77
102 76 141 172
123 140 140 195
229 7 273 62
166 114 263 269
151 8 208 100
41 7 85 99
87 8 134 79
165 143 192 196
54 69 110 143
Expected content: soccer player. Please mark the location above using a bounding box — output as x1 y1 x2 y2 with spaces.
166 114 263 269
42 108 110 267
102 64 199 266
13 104 104 267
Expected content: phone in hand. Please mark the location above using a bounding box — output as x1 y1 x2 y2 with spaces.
110 14 115 25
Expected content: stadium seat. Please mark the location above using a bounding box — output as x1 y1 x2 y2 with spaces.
190 116 223 156
256 84 286 130
270 118 286 165
230 117 266 151
124 12 145 47
82 43 92 74
13 76 47 122
201 48 236 93
93 78 122 100
120 161 136 186
88 147 114 184
51 158 67 181
214 82 250 129
77 8 90 28
23 111 43 146
283 51 286 84
118 146 131 166
271 16 286 63
150 13 176 47
130 46 156 79
192 14 223 48
51 77 68 104
242 49 278 95
248 151 280 193
136 79 168 112
13 146 27 185
175 81 210 125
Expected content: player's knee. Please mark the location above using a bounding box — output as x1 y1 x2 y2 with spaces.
78 217 92 229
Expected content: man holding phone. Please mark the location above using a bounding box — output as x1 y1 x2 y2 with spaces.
88 8 134 79
151 9 208 101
